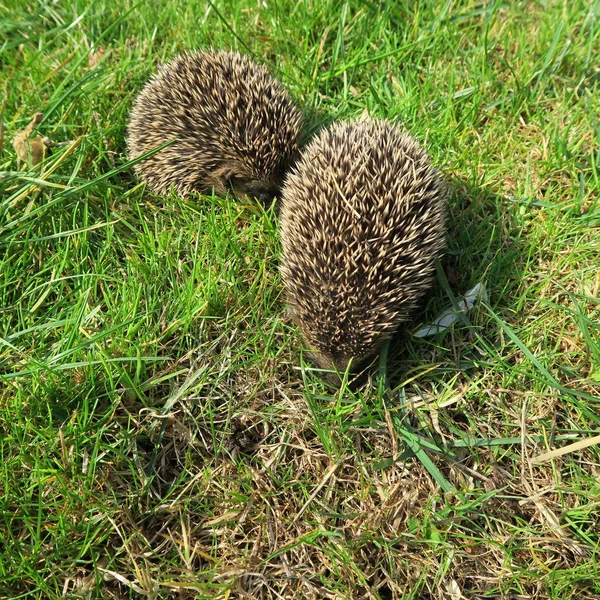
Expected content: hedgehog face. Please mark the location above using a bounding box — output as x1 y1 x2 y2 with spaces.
306 348 364 375
226 173 281 205
207 162 279 202
303 342 379 388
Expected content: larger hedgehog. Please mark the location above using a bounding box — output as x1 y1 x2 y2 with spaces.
127 50 303 201
280 119 448 374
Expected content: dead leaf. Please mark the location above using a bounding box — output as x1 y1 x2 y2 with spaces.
88 46 106 68
413 282 488 338
12 113 51 168
446 579 464 600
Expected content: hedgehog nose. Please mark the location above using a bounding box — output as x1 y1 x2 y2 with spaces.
256 190 276 204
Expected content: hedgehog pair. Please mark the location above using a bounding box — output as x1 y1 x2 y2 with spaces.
128 50 447 378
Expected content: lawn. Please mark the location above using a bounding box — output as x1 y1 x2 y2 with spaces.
1 0 600 598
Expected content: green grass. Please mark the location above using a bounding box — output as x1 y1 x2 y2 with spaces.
1 0 600 598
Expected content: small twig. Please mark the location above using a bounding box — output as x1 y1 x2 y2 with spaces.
531 433 600 464
292 458 344 524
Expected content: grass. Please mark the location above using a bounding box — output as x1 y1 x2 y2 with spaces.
1 0 600 598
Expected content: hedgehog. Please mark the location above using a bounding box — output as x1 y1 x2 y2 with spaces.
279 119 448 375
127 50 303 202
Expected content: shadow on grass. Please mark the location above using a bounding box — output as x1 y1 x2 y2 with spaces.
385 176 524 390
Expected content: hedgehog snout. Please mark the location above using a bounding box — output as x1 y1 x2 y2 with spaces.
306 347 374 388
306 347 356 376
228 175 279 205
256 189 277 204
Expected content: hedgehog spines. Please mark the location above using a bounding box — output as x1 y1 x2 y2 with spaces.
280 119 448 373
127 49 303 201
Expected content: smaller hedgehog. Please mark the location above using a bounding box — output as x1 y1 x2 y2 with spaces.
127 50 303 202
280 119 448 375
